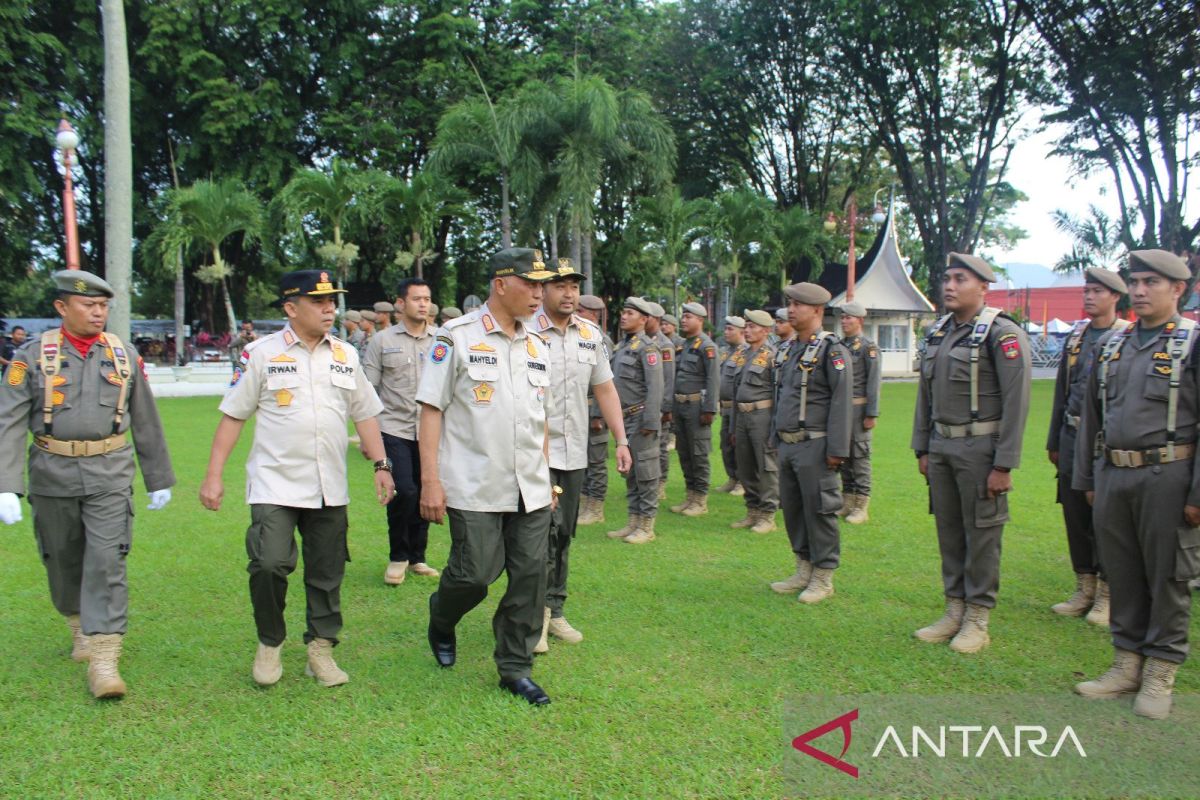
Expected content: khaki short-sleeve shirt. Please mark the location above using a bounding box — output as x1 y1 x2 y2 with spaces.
415 303 552 513
362 321 433 440
532 308 614 471
219 324 383 508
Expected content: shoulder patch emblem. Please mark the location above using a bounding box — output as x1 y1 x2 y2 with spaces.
867 347 878 359
437 335 454 347
7 361 28 386
430 343 449 363
705 346 716 359
647 352 658 366
831 353 846 371
662 348 673 362
1000 335 1021 360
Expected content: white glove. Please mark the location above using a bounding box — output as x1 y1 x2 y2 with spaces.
147 489 172 510
0 493 22 525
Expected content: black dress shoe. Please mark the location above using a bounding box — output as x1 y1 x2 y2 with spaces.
427 595 455 668
499 677 551 705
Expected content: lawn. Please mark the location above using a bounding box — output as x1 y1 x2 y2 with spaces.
0 380 1194 798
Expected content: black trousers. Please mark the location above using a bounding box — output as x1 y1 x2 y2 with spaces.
383 432 429 564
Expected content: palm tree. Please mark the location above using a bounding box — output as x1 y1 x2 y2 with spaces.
706 188 779 293
154 178 263 335
631 186 709 313
777 205 835 291
1051 205 1130 273
277 158 373 315
376 171 469 279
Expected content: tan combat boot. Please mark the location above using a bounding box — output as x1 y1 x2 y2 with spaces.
66 614 90 662
949 604 991 653
914 597 966 643
577 496 604 526
1075 647 1143 699
751 510 777 534
714 478 738 493
1085 578 1110 627
657 480 667 500
1051 572 1096 617
384 560 408 586
624 515 657 544
305 638 349 687
836 494 852 517
798 568 835 604
729 482 745 497
534 607 550 654
253 642 283 686
680 492 708 517
87 634 127 699
770 556 812 594
607 515 641 539
730 509 756 529
845 495 870 525
1133 657 1180 719
670 491 696 514
548 615 583 644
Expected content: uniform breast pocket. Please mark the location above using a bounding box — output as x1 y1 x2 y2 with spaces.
467 364 500 383
577 348 597 366
527 366 550 408
330 372 356 391
618 354 639 377
947 348 972 382
266 373 302 409
919 349 937 380
1144 362 1171 401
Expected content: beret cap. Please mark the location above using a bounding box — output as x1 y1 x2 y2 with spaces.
946 252 996 283
1128 249 1190 281
744 309 774 327
783 282 832 306
681 301 708 318
1084 267 1128 294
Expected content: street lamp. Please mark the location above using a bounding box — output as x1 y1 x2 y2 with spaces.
823 188 888 301
55 119 81 271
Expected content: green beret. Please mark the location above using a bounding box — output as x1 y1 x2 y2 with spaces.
839 300 867 318
681 302 708 318
624 296 655 316
442 306 463 319
53 269 114 298
1084 267 1128 295
489 247 556 282
579 294 606 312
946 252 996 283
724 315 746 329
744 309 774 327
646 301 666 318
1128 249 1190 281
783 282 831 306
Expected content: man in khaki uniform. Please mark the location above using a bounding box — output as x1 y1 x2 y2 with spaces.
417 248 558 705
0 270 175 700
201 270 393 689
837 301 881 524
716 316 748 496
730 310 778 533
607 297 665 544
578 294 616 525
911 253 1031 654
531 261 630 652
363 277 437 585
769 284 852 604
644 302 675 500
1073 250 1200 719
1046 268 1128 624
670 303 720 516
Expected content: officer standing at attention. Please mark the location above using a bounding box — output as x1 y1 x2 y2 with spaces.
362 277 437 586
1046 268 1128 624
439 307 463 326
606 297 664 544
417 248 557 705
577 294 616 526
715 316 748 496
768 283 851 604
530 260 631 652
662 313 685 453
1073 250 1200 719
644 302 675 501
355 310 377 354
201 270 393 688
669 303 721 517
836 301 881 525
730 310 779 534
911 253 1031 654
342 310 363 345
0 270 175 700
373 301 395 331
774 308 795 357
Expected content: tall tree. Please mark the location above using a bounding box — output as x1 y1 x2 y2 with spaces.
629 186 708 313
153 178 263 334
376 170 469 281
830 0 1038 307
1019 0 1199 254
101 0 133 343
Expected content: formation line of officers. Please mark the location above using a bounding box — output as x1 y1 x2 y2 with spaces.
0 248 1196 718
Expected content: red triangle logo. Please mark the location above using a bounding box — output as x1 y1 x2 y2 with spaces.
792 708 859 778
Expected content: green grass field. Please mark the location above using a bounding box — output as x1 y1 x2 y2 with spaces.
0 380 1195 798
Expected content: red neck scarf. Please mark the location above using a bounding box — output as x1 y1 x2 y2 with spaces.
61 327 102 357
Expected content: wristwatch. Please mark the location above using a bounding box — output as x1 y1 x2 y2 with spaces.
615 438 630 447
374 458 393 473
